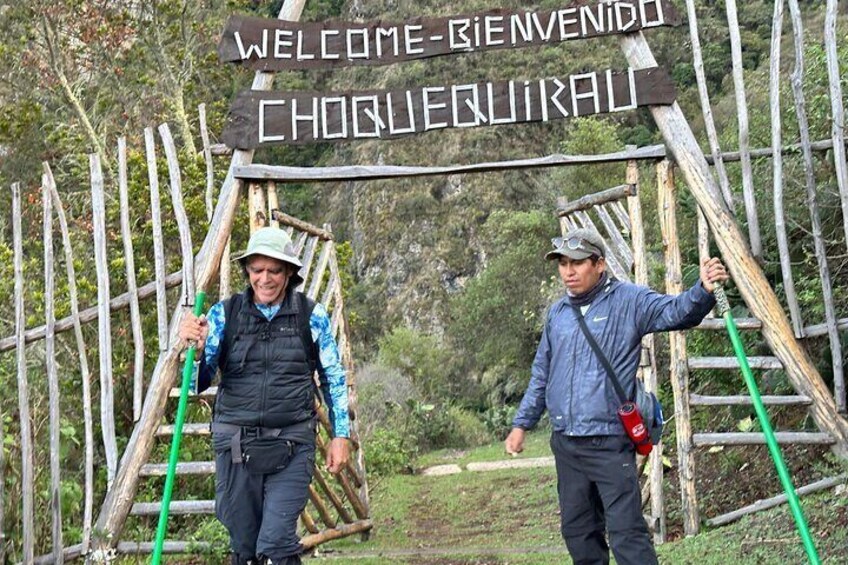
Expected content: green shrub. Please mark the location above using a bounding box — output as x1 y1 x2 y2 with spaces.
364 427 418 477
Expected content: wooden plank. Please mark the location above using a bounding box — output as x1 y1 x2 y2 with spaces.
90 154 119 487
313 466 355 524
696 318 760 330
308 484 336 528
297 235 320 293
658 159 699 536
42 168 64 564
224 69 677 148
300 519 373 549
769 1 803 339
145 127 170 352
684 0 734 210
237 145 668 183
0 271 183 353
118 137 145 422
316 434 368 519
46 164 95 554
556 184 635 216
130 500 215 516
825 0 848 254
619 31 848 458
156 423 210 437
713 137 847 163
610 200 632 232
92 1 311 550
594 204 633 269
139 462 214 476
272 209 334 240
706 475 847 527
688 356 782 370
726 0 761 258
160 123 196 307
693 433 834 446
12 182 35 564
788 0 845 412
308 239 334 300
300 508 320 534
218 4 681 71
690 394 812 407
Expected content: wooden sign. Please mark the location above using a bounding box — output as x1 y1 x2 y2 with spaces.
222 67 675 148
218 0 681 71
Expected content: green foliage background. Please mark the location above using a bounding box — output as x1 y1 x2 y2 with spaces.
0 0 846 559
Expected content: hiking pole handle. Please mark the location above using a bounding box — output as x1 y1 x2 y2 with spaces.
151 291 207 565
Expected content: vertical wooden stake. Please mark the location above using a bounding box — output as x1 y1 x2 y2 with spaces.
145 127 170 352
657 160 700 536
118 137 145 421
249 181 268 233
91 154 118 487
43 170 65 564
12 182 35 564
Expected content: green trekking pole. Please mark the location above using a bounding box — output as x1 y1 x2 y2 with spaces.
713 284 820 564
151 291 207 565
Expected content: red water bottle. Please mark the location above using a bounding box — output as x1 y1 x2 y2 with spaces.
618 401 652 455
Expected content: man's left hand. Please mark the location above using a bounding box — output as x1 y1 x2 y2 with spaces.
700 257 729 293
326 437 350 474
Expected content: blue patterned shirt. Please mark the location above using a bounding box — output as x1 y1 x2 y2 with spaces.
194 298 350 438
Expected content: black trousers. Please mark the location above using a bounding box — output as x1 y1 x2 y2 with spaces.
550 433 658 565
215 440 315 563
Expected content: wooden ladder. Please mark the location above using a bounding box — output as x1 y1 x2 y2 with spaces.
658 164 837 536
125 196 372 557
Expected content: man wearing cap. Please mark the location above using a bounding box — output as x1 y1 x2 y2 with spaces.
178 227 349 565
505 228 728 565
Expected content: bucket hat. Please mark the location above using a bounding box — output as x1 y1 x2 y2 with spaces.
237 227 304 285
545 228 606 261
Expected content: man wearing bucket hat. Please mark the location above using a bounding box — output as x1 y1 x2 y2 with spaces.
505 228 728 565
179 226 349 565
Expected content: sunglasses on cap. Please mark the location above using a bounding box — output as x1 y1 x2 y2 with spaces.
550 236 604 256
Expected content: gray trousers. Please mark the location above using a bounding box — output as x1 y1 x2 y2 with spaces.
550 433 658 565
215 440 315 562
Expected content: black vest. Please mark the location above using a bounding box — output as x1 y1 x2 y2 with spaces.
214 287 318 429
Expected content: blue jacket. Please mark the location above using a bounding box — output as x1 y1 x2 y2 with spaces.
513 279 715 436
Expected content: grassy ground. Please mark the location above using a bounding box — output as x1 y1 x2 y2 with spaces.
310 429 848 564
116 429 848 564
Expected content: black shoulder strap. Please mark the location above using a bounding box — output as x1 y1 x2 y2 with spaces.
571 305 630 404
297 292 319 372
220 293 243 370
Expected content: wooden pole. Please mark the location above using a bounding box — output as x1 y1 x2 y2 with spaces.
787 0 845 413
160 123 196 308
92 0 311 549
90 154 119 486
657 160 700 536
46 163 95 555
43 169 65 564
12 182 35 564
626 155 665 543
199 103 215 224
619 32 848 457
268 181 280 228
145 127 170 352
725 0 762 258
769 0 804 338
118 137 146 422
248 182 267 233
824 0 848 252
684 0 734 211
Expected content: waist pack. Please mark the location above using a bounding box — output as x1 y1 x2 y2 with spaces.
213 423 296 475
240 433 295 475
